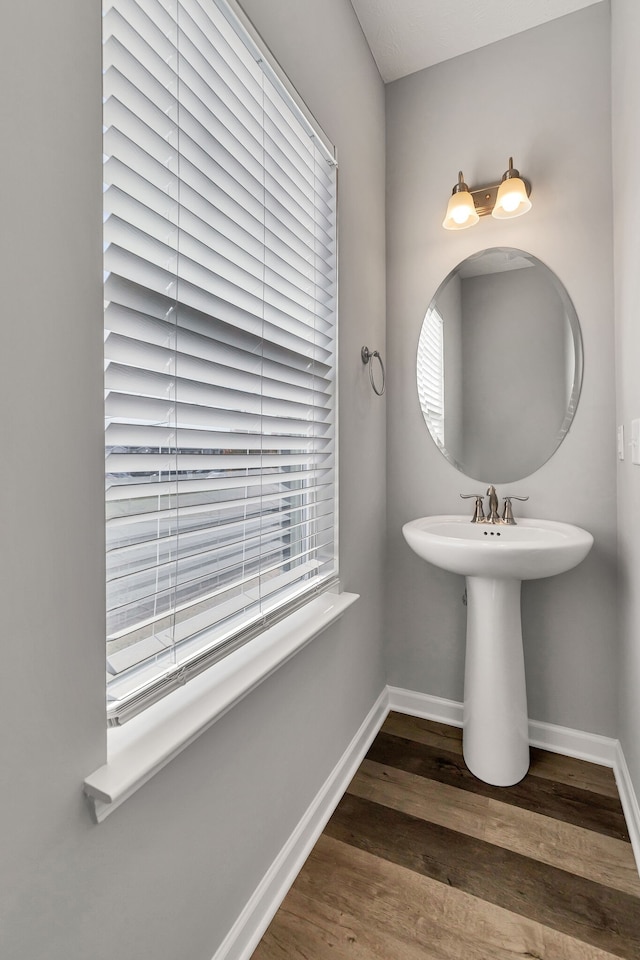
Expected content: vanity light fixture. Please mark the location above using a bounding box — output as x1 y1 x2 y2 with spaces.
442 157 532 230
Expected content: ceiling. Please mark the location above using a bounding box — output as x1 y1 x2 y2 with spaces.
349 0 604 83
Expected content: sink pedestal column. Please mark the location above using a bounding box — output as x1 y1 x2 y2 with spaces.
463 576 529 786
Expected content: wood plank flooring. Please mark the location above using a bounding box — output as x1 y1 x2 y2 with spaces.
251 712 640 959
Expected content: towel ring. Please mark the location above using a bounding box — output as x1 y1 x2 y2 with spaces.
361 345 385 397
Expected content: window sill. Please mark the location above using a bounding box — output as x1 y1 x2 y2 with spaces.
84 590 359 822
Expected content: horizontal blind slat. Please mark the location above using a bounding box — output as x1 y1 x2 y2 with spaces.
105 275 333 368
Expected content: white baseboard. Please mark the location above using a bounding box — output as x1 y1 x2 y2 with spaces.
212 687 390 960
387 686 463 727
528 718 617 766
214 685 640 959
387 686 619 766
613 741 640 875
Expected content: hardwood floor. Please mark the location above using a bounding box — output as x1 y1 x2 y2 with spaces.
251 712 640 959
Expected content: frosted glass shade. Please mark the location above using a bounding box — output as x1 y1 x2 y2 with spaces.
442 190 479 230
492 177 532 219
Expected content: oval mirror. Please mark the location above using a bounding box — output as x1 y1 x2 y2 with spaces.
417 247 583 483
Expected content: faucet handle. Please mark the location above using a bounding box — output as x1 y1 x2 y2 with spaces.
501 495 529 525
460 493 485 523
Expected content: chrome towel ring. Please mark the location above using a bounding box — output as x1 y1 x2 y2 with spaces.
361 345 385 396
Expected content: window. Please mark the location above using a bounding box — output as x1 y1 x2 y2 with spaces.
417 306 444 447
103 0 338 724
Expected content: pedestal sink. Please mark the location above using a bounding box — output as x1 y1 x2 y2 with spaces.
402 516 593 786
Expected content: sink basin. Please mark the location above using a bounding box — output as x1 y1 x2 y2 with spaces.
402 515 593 580
403 514 593 787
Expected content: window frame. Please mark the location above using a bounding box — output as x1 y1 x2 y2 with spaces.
103 0 340 726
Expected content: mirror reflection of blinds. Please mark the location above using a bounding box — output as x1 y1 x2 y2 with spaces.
417 307 444 447
103 0 338 724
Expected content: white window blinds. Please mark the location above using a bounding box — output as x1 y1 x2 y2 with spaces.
103 0 338 724
417 307 444 447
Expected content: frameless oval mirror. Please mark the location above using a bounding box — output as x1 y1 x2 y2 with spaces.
417 247 583 482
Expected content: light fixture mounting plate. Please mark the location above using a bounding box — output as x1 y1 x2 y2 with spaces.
470 184 499 217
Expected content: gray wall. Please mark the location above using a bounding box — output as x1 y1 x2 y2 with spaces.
460 266 568 481
385 3 618 736
0 2 386 958
612 0 640 803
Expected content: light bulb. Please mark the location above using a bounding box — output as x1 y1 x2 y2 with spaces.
492 160 532 220
452 205 472 225
500 190 521 213
442 175 479 230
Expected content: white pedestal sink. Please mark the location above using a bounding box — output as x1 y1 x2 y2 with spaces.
402 516 593 786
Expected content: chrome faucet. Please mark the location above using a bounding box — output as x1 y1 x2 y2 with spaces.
486 485 500 523
460 486 529 524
